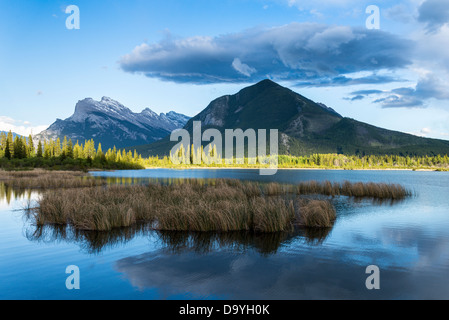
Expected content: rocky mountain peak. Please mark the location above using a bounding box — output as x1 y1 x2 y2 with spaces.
36 97 190 149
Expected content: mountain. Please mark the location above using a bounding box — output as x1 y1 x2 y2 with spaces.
35 97 190 149
0 131 23 140
133 79 449 157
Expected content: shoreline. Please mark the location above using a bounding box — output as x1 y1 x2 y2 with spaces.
1 167 445 174
142 166 443 172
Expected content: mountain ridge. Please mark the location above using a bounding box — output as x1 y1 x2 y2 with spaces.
0 131 23 140
35 97 190 150
131 79 449 157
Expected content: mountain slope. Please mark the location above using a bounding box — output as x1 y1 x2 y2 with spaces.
35 97 190 149
0 131 23 140
133 79 449 157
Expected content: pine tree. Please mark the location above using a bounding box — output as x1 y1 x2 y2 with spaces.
27 134 35 157
21 136 28 158
43 141 51 159
55 138 62 157
67 139 74 158
62 136 68 157
6 131 14 158
37 140 43 158
13 136 24 159
73 141 81 159
84 139 96 159
96 143 103 158
4 139 11 159
0 132 6 158
133 150 139 163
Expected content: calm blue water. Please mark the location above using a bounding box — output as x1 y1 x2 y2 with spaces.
1 169 449 300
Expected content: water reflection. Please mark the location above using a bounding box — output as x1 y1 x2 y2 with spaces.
25 222 334 255
297 227 333 245
0 182 32 205
154 228 331 255
25 224 149 254
113 232 449 300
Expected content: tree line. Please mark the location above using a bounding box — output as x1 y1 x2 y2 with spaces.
163 143 449 170
0 131 144 170
1 130 449 171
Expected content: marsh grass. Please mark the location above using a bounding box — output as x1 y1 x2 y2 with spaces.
0 169 103 189
296 199 336 228
32 179 411 232
35 182 295 232
295 180 412 199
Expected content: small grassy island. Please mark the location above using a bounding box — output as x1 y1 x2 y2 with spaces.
1 170 412 232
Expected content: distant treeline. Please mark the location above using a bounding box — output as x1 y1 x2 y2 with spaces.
277 154 449 170
1 130 448 171
144 153 449 170
146 144 449 170
0 131 143 170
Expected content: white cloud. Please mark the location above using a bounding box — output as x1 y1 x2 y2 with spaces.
0 116 48 136
418 0 449 32
349 73 449 108
0 116 15 125
310 9 324 18
385 4 415 23
305 26 356 53
232 58 257 77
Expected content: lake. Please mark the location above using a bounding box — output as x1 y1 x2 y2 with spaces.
1 169 449 299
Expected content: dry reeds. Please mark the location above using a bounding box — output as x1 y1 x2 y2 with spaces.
34 182 296 232
31 178 411 233
295 180 411 199
297 199 336 228
0 169 103 189
36 185 154 231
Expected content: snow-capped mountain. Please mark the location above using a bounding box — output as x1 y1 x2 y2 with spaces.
35 97 190 149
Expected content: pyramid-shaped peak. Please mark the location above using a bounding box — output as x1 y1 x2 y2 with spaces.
253 79 282 88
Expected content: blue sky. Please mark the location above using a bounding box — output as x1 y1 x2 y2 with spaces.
1 0 449 140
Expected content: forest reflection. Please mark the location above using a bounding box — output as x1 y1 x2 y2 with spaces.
25 223 333 255
0 182 33 205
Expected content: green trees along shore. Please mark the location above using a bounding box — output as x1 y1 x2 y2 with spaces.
1 130 449 171
0 131 143 170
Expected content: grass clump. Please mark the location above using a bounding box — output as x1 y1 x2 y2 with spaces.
296 180 411 199
34 181 296 232
0 169 104 189
297 199 336 228
36 185 154 231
